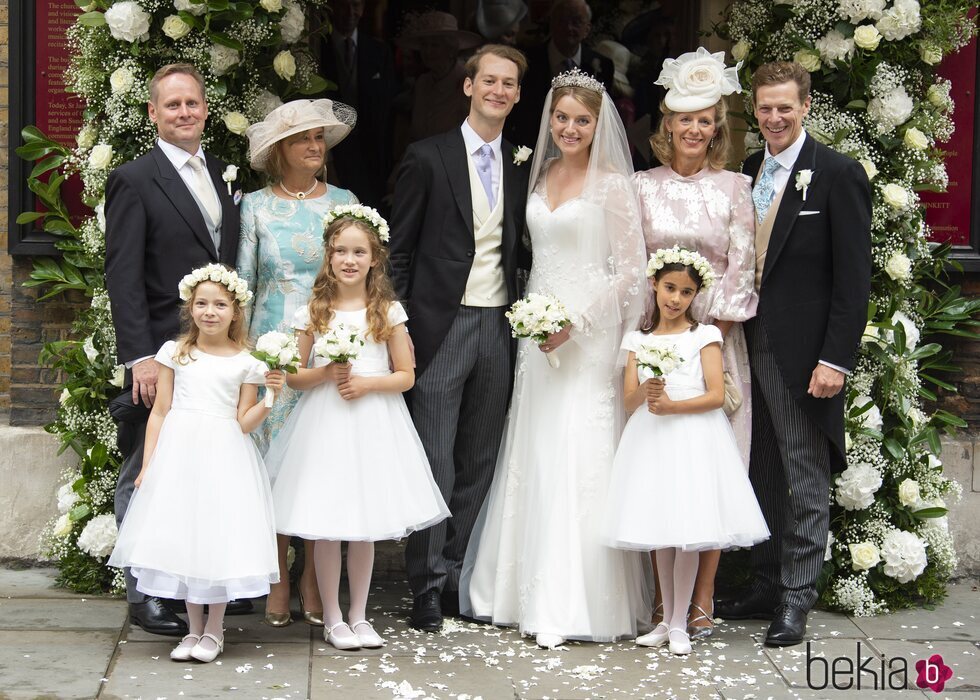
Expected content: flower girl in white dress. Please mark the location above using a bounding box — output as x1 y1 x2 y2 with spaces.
110 265 283 664
264 206 449 651
603 248 769 655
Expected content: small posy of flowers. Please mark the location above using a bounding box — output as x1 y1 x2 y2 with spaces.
512 145 532 165
634 339 683 377
313 323 364 364
178 264 253 304
646 246 716 289
795 169 814 201
252 331 301 373
324 204 390 242
506 293 571 369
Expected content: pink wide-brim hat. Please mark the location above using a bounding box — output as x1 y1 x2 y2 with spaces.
245 99 357 172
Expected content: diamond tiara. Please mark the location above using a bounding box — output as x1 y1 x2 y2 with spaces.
551 67 605 94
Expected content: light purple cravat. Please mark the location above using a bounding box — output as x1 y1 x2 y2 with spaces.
476 144 495 210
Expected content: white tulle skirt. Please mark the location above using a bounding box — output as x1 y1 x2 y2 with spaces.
264 376 450 542
603 386 770 552
109 408 279 604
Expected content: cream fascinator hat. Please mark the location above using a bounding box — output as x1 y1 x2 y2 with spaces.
655 47 741 113
245 99 357 171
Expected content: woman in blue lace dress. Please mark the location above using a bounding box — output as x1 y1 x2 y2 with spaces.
238 99 358 628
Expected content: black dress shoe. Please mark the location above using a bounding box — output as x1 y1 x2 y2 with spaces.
765 603 807 646
440 590 460 617
130 597 189 637
225 599 254 615
715 592 778 620
410 591 443 632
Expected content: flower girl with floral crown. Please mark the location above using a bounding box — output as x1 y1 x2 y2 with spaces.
109 264 284 664
602 247 770 655
264 205 449 651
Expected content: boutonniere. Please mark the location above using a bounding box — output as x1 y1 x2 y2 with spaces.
512 145 532 166
222 165 239 195
795 169 814 201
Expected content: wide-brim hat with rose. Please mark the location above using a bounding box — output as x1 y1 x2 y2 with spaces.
655 47 741 113
396 11 483 51
245 99 357 172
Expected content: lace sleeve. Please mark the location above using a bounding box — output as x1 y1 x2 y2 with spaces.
707 174 758 322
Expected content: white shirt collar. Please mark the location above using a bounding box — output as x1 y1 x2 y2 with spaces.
157 138 205 171
764 129 808 171
460 118 503 160
548 41 582 75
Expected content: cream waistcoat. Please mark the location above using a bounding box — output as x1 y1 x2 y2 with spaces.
462 152 508 307
754 162 789 292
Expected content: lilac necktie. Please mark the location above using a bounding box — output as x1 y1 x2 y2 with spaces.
476 144 495 210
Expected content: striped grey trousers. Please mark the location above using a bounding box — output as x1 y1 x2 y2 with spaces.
405 306 512 597
746 319 831 611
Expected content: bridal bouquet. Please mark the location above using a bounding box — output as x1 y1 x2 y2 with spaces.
635 339 683 378
506 293 571 369
313 323 364 364
251 331 301 407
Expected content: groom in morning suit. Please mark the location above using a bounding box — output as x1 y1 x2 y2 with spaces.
716 62 872 646
104 64 244 636
389 44 531 632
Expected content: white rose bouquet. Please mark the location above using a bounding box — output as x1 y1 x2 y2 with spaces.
251 331 301 407
313 323 364 364
634 339 683 378
506 293 571 368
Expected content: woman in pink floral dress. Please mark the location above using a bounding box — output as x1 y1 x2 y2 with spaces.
632 48 757 641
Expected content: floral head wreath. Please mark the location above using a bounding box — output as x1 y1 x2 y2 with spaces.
552 67 605 94
646 246 716 290
323 204 390 243
178 263 254 304
655 47 742 113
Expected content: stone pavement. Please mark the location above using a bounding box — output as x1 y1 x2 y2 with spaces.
0 569 977 700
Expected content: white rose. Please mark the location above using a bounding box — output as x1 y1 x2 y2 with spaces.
111 364 126 388
815 30 855 63
882 183 909 210
82 336 99 363
849 541 881 571
88 144 114 170
891 310 920 350
253 90 284 118
793 49 822 73
256 331 290 354
838 0 886 23
279 2 306 43
860 158 878 180
59 388 71 404
277 348 295 366
514 145 533 163
109 67 136 95
926 83 949 109
260 0 283 11
174 0 207 15
919 43 942 65
884 251 912 281
223 111 249 135
731 40 750 62
875 0 921 41
851 394 883 431
76 124 97 151
53 513 74 538
862 323 885 347
104 1 151 42
835 461 883 510
162 14 192 40
853 25 882 50
57 483 80 514
867 88 913 133
898 478 921 508
209 44 240 76
95 201 106 233
273 50 297 80
880 529 928 583
825 531 835 561
76 514 118 558
903 127 928 150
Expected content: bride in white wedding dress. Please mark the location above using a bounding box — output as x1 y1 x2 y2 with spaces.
460 70 651 647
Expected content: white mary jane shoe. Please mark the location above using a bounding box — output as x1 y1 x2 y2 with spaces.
636 623 669 648
170 634 201 661
189 632 224 663
668 628 692 656
325 622 361 651
351 620 385 649
535 633 565 649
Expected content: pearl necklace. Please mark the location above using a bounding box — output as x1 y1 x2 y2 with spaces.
279 179 319 200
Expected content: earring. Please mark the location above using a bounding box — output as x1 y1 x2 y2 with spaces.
667 130 673 138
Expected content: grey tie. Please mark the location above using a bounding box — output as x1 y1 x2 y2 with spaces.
187 156 220 229
476 145 495 210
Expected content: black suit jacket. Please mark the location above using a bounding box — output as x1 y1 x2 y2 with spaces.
389 128 531 377
319 32 395 210
506 42 615 148
105 144 240 365
743 134 871 463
